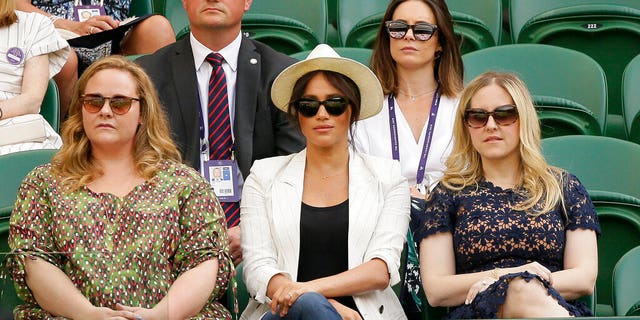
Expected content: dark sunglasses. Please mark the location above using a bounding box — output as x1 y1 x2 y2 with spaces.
385 20 438 41
81 95 140 115
464 105 519 128
292 97 350 117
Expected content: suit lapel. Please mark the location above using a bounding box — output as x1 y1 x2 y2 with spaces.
235 38 260 176
172 38 201 163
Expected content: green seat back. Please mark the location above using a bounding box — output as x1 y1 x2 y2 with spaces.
337 0 388 47
541 135 640 199
446 0 502 51
623 54 640 144
613 245 640 316
510 0 640 139
241 14 319 55
290 47 373 66
41 79 60 132
0 220 21 314
243 0 327 53
463 44 607 137
156 0 190 39
0 149 57 218
128 0 153 17
589 191 640 314
227 262 249 317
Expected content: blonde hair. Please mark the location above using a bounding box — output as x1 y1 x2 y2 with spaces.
441 71 564 216
52 55 181 190
0 0 18 27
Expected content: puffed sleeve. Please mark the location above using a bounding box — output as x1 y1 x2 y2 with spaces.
21 12 70 78
7 166 64 304
414 182 457 244
172 177 232 301
562 173 601 235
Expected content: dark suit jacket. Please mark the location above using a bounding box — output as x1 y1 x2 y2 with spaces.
137 36 305 178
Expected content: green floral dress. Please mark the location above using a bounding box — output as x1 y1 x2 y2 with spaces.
6 160 233 319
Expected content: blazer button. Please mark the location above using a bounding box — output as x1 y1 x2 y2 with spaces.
379 305 384 313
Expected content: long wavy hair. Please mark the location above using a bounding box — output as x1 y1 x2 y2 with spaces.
370 0 463 98
0 0 18 27
51 55 181 191
441 71 565 216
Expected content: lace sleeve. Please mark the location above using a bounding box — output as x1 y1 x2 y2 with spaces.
414 182 457 244
562 173 601 235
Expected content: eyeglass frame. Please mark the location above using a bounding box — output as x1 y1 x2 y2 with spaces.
81 95 140 115
385 20 439 41
463 104 519 128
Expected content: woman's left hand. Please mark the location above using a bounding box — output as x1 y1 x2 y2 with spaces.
465 277 497 305
115 304 160 320
269 282 317 317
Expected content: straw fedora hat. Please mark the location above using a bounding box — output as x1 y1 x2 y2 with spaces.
271 44 383 120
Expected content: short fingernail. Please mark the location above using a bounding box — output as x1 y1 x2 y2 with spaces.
465 299 470 305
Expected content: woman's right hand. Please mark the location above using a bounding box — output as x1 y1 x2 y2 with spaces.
328 299 362 320
73 306 142 320
505 261 553 284
59 15 120 36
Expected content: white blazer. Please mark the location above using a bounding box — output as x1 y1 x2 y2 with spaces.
240 149 410 320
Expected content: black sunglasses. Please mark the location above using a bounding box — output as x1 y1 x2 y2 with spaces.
292 97 350 117
464 105 519 128
82 95 139 115
385 20 438 41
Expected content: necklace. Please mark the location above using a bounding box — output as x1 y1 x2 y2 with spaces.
398 87 438 102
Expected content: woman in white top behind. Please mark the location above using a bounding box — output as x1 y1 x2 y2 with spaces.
0 0 69 155
240 44 410 320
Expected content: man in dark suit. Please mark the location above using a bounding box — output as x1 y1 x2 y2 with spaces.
137 0 304 265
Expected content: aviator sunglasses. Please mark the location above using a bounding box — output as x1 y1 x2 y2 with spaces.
81 95 140 115
385 20 438 41
464 104 519 128
292 97 350 117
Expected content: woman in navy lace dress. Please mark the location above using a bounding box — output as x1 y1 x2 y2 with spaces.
415 71 600 318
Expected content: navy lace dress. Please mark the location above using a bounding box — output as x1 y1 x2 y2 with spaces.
415 173 601 319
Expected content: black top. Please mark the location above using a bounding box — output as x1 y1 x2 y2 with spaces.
297 199 357 311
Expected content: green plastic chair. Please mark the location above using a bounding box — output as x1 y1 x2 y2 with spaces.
541 135 640 199
613 245 640 316
337 0 388 47
446 0 502 52
128 0 153 17
0 220 21 314
588 191 640 316
463 44 607 138
41 79 60 132
240 0 328 54
290 47 373 66
0 149 57 218
226 262 249 318
154 0 190 40
510 0 640 139
623 53 640 144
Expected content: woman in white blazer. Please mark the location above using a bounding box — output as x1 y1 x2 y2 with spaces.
240 44 410 320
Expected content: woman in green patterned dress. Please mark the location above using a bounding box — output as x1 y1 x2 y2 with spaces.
7 55 233 319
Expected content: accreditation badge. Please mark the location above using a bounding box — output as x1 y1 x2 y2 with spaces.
203 159 241 202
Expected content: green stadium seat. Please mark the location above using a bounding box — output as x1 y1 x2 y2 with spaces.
589 191 640 316
446 0 502 53
0 149 57 218
338 0 388 48
41 79 60 132
623 54 640 144
613 245 640 316
154 0 190 39
463 44 607 138
510 0 640 139
0 220 21 314
290 47 373 66
241 0 328 54
541 135 640 199
128 0 153 17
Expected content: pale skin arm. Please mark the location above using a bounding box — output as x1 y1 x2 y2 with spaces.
266 258 389 316
24 257 139 319
420 229 598 307
118 259 219 320
15 0 119 35
0 54 48 119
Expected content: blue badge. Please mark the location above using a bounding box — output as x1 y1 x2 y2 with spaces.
6 47 24 65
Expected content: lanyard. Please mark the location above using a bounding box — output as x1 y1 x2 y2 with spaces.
388 84 441 185
198 96 235 159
